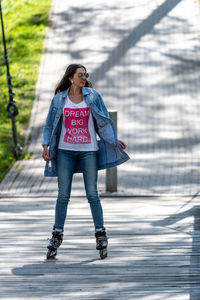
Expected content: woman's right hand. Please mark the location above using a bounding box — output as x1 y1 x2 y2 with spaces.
42 145 52 161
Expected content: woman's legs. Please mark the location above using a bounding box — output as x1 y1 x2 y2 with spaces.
80 151 105 232
54 149 75 232
54 150 105 233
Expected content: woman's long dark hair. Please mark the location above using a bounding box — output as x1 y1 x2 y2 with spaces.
54 64 92 95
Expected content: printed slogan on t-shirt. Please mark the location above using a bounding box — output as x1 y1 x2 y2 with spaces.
64 107 91 144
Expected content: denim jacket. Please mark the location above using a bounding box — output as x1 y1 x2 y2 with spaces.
42 87 130 176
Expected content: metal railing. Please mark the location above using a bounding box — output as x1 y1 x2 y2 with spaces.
0 0 22 158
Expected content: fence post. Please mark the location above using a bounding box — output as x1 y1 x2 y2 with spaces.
106 110 117 192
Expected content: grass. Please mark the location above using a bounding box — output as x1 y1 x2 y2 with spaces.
0 0 51 182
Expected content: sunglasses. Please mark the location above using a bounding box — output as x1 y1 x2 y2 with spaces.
77 72 89 79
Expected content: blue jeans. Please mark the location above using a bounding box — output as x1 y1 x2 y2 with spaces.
53 149 105 233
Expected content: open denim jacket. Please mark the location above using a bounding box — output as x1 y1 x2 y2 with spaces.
42 87 130 176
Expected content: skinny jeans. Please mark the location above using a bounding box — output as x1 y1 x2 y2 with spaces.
53 149 105 232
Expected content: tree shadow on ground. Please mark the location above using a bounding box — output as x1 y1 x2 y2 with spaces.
1 195 198 299
151 196 200 300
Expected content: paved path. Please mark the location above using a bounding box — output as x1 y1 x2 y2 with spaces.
1 2 200 298
1 195 200 299
1 0 200 197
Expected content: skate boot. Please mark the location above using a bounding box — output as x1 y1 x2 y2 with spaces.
46 230 63 259
95 230 108 259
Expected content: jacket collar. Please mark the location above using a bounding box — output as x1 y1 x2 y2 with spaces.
61 86 91 100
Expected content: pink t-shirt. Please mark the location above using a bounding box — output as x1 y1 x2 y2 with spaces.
58 96 98 151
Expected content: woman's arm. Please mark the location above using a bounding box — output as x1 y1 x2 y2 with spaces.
95 90 127 149
94 90 110 118
42 95 57 161
42 95 57 146
97 92 127 149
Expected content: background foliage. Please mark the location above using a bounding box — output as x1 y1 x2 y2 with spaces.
0 0 51 182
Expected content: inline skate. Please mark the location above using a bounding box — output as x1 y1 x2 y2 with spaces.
95 230 108 259
46 230 63 259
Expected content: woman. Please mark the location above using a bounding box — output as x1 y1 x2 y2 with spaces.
42 63 130 259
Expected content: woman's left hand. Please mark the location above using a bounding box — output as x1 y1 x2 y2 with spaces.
118 139 127 149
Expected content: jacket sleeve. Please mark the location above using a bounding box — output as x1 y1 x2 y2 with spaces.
42 95 56 147
93 89 118 143
94 90 110 118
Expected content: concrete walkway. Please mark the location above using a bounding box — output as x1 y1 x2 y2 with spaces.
1 1 200 298
1 195 200 299
1 0 200 197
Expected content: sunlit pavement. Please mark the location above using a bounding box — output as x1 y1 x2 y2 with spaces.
1 1 200 298
1 0 200 197
1 195 200 299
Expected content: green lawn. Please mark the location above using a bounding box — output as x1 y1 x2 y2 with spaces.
0 0 51 182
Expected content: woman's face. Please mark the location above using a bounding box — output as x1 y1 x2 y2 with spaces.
70 67 89 88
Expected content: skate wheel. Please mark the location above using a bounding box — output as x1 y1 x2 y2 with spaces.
46 249 57 259
99 248 107 259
